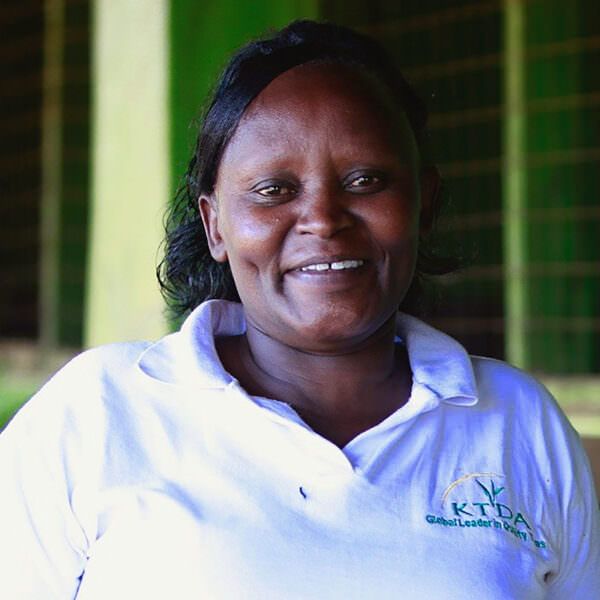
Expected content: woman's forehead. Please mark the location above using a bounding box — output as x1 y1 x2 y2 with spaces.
225 63 417 162
244 62 398 125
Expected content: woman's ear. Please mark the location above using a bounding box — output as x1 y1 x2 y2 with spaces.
198 195 228 263
419 166 441 237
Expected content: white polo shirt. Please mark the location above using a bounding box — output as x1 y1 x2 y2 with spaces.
1 300 599 599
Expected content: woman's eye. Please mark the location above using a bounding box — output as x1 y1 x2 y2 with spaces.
256 183 296 197
347 173 383 192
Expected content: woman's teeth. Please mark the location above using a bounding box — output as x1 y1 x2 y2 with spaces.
300 259 364 272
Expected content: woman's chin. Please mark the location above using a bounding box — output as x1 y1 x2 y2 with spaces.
281 304 395 355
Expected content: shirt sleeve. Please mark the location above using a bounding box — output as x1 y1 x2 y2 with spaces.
545 412 600 597
0 356 98 599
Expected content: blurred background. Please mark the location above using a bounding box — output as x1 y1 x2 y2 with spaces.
1 0 598 481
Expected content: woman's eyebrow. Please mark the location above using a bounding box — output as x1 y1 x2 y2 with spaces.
229 166 300 187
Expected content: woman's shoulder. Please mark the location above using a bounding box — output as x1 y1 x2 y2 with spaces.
467 354 571 426
466 355 586 473
469 354 549 395
41 340 153 397
3 341 153 435
469 355 559 411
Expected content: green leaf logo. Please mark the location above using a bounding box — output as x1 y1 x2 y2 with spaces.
476 479 505 507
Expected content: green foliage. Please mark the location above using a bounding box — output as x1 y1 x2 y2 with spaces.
0 385 35 430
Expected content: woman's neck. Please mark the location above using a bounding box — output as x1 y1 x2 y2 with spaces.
216 317 412 447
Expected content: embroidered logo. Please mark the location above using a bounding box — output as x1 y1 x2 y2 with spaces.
425 475 547 549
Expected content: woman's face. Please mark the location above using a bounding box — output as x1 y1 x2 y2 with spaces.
200 63 435 353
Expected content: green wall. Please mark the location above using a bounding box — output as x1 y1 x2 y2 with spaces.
522 0 600 373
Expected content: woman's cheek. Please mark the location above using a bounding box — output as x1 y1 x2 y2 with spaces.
223 207 288 262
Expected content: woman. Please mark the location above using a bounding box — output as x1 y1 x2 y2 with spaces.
1 20 598 599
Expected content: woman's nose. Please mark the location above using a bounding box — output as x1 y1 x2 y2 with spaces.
295 187 355 238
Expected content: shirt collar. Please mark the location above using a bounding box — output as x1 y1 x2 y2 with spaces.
395 313 478 406
137 299 244 389
138 300 478 406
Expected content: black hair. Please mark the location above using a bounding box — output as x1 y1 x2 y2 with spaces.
157 19 459 318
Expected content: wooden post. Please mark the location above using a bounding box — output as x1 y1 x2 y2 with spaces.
39 0 64 353
502 0 529 368
85 0 170 345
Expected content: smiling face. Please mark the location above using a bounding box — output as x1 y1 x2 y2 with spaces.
200 63 434 353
